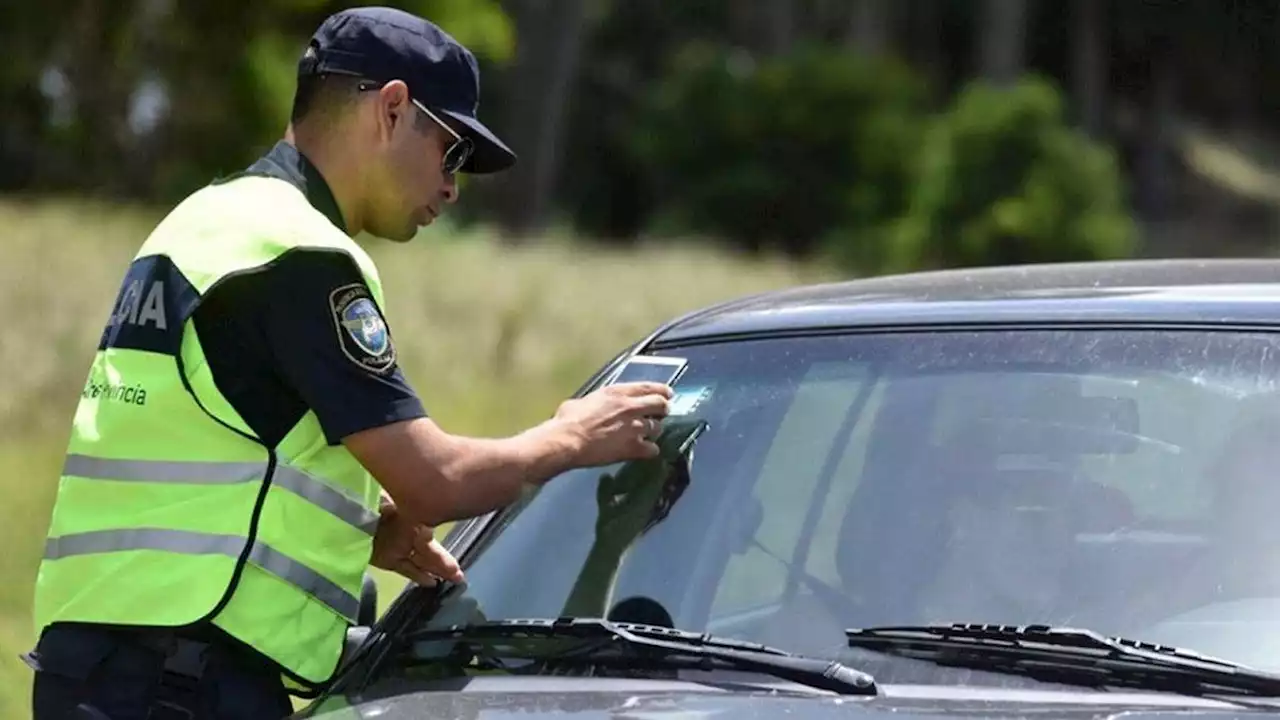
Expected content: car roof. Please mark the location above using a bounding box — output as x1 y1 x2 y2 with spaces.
652 258 1280 345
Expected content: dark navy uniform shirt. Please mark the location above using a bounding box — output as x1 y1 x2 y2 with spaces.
192 141 427 446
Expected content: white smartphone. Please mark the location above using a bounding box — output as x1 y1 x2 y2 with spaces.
605 355 689 388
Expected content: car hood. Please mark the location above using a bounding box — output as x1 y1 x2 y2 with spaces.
296 676 1280 719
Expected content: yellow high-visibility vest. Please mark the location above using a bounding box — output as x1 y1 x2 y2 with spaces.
33 172 389 691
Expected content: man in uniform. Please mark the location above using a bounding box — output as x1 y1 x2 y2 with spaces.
24 6 672 719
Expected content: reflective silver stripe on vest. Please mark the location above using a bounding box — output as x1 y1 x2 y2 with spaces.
274 466 380 535
44 528 360 621
63 454 378 535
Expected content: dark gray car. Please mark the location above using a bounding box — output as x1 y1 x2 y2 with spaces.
295 259 1280 718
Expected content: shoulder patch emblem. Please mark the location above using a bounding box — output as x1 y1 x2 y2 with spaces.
330 283 396 374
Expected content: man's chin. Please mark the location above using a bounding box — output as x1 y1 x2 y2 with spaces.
404 225 430 242
373 225 424 243
404 214 438 239
366 214 434 242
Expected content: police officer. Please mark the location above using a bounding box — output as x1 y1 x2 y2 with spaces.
25 6 672 719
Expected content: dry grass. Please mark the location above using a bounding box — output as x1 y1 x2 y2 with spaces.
0 196 833 717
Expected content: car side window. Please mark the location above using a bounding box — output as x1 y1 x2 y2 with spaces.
709 363 883 619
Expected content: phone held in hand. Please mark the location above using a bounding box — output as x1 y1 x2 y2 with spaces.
605 355 689 388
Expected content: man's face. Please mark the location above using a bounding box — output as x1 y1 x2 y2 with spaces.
365 82 460 242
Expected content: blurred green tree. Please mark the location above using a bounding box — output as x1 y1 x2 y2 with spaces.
0 0 514 203
630 43 930 257
868 75 1139 273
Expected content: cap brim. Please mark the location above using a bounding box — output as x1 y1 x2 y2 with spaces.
437 108 516 174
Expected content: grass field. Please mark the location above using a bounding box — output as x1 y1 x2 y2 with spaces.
0 196 833 717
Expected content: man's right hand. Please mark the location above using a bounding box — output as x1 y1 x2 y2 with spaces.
552 381 674 468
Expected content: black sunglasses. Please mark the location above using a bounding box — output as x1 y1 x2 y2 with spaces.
356 80 474 175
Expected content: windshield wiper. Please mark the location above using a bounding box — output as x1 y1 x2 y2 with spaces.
845 623 1280 697
405 617 877 696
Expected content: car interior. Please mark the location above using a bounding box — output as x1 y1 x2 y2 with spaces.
678 366 1259 658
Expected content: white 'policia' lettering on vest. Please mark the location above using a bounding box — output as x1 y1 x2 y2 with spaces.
110 279 168 330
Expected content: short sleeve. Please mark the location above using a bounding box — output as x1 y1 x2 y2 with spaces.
258 249 427 444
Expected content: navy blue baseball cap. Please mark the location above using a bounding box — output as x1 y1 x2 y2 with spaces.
299 6 516 174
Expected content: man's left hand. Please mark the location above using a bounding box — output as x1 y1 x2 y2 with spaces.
371 497 464 586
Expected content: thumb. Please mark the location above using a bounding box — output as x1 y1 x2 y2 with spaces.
414 526 464 583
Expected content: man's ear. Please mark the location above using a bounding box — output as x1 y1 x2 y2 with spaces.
375 80 412 135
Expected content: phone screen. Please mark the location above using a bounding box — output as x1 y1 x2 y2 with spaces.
609 358 687 387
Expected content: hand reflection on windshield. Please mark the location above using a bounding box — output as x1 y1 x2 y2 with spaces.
558 420 707 619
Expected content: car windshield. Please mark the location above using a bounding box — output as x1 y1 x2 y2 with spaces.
416 327 1280 685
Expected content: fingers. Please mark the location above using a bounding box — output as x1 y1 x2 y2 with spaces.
587 382 674 421
405 526 465 584
603 393 670 425
607 381 675 399
629 418 659 442
624 417 662 451
399 558 439 587
562 381 677 468
627 393 672 418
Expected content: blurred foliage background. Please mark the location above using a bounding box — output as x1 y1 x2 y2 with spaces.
14 0 1280 269
5 0 1280 716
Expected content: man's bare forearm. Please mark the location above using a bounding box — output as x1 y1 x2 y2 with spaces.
345 382 672 529
426 420 584 522
345 416 582 527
